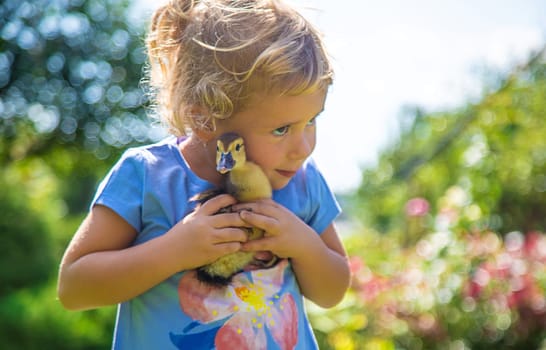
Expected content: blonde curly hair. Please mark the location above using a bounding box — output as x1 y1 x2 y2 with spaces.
146 0 333 136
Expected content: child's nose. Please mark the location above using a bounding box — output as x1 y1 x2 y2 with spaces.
289 133 315 160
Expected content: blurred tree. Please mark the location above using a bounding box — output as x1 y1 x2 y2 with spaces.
0 282 115 349
0 174 54 297
0 0 154 348
351 46 546 237
0 0 160 168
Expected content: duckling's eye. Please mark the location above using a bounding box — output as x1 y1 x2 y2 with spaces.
235 143 241 152
272 125 289 136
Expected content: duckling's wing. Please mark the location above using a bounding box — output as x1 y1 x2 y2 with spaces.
227 163 272 202
189 188 225 205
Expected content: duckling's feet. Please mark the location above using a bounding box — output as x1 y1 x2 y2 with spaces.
244 252 279 271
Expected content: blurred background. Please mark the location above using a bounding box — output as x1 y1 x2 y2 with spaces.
1 0 545 349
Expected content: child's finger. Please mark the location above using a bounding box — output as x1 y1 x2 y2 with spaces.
239 210 278 233
198 194 237 215
213 241 243 256
211 212 251 229
212 227 248 244
232 199 282 217
241 236 275 253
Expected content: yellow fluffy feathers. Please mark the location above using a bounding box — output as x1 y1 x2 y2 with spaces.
195 132 277 286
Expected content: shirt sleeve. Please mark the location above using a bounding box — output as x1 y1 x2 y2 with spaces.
305 160 342 235
91 148 145 232
274 158 341 235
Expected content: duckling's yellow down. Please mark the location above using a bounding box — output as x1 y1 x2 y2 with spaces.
195 132 275 286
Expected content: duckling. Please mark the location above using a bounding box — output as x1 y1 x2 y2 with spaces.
194 132 277 286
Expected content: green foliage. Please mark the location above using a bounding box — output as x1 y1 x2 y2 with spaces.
312 47 546 349
0 282 115 350
2 0 545 348
0 155 116 349
0 172 54 296
0 0 162 167
351 48 546 236
0 0 149 347
311 195 546 350
0 156 118 349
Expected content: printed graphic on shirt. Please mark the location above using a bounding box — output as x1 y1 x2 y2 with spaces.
171 259 298 349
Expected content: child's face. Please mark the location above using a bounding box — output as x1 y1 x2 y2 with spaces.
215 89 327 190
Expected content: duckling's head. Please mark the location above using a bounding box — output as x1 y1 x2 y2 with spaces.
216 132 247 174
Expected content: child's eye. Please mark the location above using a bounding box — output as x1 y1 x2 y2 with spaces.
272 125 289 136
307 116 317 126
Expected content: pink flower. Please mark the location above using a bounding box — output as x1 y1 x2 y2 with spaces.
349 256 364 274
356 274 392 302
463 279 482 299
405 197 430 217
178 259 298 350
524 231 546 262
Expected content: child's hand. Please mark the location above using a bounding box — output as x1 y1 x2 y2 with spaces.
168 194 250 270
233 199 322 259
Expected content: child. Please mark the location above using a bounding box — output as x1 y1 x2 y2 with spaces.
57 0 350 348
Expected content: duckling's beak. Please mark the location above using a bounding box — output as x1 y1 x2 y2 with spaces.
217 152 235 174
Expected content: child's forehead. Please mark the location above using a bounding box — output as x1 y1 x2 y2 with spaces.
245 88 327 108
233 89 327 125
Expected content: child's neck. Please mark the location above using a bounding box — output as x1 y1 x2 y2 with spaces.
179 136 223 186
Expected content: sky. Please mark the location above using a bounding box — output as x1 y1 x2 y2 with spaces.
132 0 546 194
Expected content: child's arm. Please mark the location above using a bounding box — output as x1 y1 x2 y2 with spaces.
57 194 249 311
236 200 351 308
291 223 350 308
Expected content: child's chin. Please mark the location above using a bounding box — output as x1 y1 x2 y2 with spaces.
271 179 291 190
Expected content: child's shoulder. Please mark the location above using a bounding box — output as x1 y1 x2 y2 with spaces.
120 137 180 165
298 157 324 179
277 157 327 196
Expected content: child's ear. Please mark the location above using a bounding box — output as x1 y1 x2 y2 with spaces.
193 127 215 144
188 106 216 142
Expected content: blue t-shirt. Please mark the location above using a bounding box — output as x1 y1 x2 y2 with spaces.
92 137 341 350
